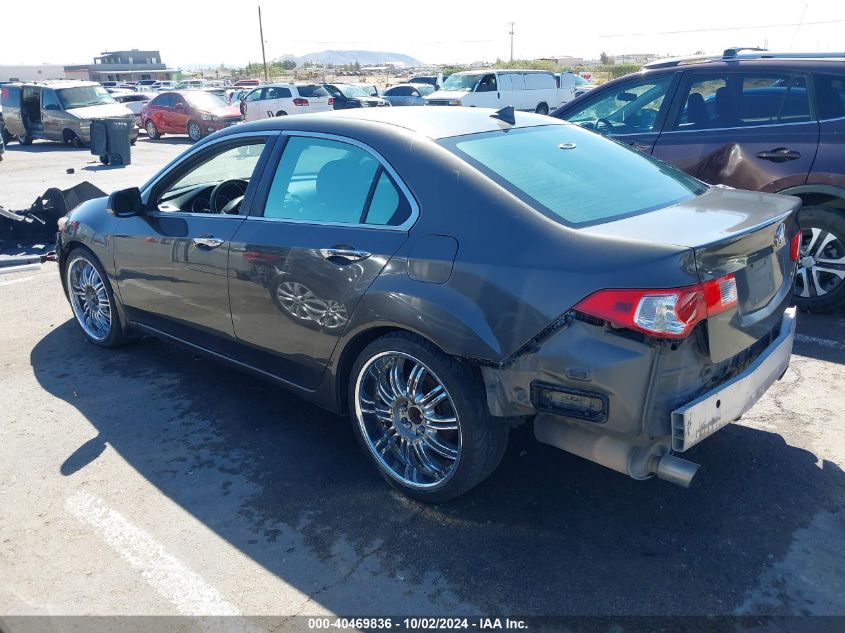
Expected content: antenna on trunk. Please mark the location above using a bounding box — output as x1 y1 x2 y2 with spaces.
491 106 516 125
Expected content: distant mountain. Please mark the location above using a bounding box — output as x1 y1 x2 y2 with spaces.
278 50 425 67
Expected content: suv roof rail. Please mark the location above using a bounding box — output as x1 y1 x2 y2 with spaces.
643 48 845 69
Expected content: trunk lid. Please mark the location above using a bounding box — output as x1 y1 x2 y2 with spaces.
582 186 800 362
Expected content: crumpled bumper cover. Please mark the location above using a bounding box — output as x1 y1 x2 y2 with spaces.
671 307 796 451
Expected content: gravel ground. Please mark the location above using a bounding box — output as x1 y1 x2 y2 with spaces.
0 138 843 626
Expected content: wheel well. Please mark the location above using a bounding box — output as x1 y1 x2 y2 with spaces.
790 192 845 214
62 128 77 141
275 111 287 116
334 325 477 414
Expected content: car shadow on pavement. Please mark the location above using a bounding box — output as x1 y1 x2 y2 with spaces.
31 320 845 616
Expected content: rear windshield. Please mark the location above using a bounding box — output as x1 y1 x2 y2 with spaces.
296 85 329 97
440 125 706 226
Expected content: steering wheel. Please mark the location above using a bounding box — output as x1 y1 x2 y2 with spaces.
210 179 248 214
594 117 616 134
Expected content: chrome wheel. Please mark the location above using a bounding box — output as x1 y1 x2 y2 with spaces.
276 281 326 321
355 351 461 489
66 256 112 342
188 122 202 141
145 120 157 137
795 227 845 298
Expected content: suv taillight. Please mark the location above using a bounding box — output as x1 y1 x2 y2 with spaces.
293 98 309 106
574 274 738 339
328 96 334 106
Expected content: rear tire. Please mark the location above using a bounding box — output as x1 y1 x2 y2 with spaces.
64 247 132 348
145 120 161 140
535 102 549 115
18 133 33 146
349 332 508 502
63 129 83 148
794 207 845 312
274 110 288 117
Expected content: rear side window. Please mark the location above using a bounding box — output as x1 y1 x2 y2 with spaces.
1 85 21 106
673 73 811 130
296 85 329 97
266 86 292 99
441 125 706 226
264 136 410 226
814 74 845 120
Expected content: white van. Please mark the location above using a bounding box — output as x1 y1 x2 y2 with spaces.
424 69 563 114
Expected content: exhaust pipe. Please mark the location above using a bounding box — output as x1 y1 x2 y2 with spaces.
534 415 700 487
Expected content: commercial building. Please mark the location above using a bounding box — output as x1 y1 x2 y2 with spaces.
64 49 176 83
0 65 67 82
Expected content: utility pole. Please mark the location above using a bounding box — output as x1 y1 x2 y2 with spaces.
258 5 269 81
508 22 515 62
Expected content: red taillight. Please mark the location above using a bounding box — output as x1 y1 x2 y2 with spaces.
790 231 801 262
574 274 738 339
293 98 309 106
328 96 334 106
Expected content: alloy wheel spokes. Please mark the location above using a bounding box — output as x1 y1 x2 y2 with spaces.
68 258 111 341
357 352 462 488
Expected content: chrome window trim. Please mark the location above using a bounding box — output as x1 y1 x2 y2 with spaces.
139 130 282 204
250 129 420 232
664 119 818 134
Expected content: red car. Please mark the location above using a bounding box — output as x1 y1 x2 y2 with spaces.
140 90 242 142
234 79 260 87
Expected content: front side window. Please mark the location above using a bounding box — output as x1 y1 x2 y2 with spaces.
441 124 706 227
672 73 811 130
156 140 268 213
245 89 263 102
41 89 61 110
565 74 673 135
264 136 410 226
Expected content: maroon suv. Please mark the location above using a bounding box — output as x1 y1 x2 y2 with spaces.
553 49 845 312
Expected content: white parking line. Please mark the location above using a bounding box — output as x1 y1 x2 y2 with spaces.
795 333 845 351
66 491 239 616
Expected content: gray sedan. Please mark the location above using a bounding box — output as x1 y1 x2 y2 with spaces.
56 107 799 501
382 83 435 106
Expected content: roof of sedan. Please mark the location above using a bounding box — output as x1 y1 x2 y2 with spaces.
244 107 566 140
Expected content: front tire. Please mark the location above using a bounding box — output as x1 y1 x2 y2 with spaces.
187 120 203 142
64 248 131 348
535 102 549 115
794 207 845 312
349 333 508 502
18 133 33 146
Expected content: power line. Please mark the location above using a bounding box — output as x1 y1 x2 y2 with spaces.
600 17 845 38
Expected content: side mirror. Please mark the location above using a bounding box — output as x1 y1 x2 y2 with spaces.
107 187 143 217
174 103 185 111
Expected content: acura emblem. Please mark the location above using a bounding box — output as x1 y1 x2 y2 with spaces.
774 223 786 248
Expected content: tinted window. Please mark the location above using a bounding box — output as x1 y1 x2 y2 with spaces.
266 86 292 99
264 137 408 226
565 74 673 134
296 85 329 97
1 85 22 106
152 94 174 107
41 89 61 110
814 73 845 120
673 74 810 130
245 89 263 102
385 86 411 96
441 125 705 226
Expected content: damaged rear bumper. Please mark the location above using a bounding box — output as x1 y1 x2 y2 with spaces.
671 307 796 451
480 307 796 485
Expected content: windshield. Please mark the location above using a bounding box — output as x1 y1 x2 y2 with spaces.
442 74 483 91
183 91 226 111
440 125 706 226
57 86 116 110
337 85 371 97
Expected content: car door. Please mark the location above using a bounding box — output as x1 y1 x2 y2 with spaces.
265 86 292 117
227 133 416 388
148 93 173 131
243 87 266 122
168 94 190 133
652 70 818 192
40 88 63 140
556 72 680 153
112 134 277 347
470 73 500 108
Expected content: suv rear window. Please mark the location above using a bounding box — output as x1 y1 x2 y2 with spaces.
296 85 329 97
441 125 706 226
814 74 845 120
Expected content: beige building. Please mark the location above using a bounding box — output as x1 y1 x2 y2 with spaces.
0 65 67 82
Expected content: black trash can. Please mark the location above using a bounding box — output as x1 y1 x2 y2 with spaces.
90 119 132 166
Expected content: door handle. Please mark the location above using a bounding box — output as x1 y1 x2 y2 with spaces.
755 147 801 162
319 247 371 262
192 237 224 248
